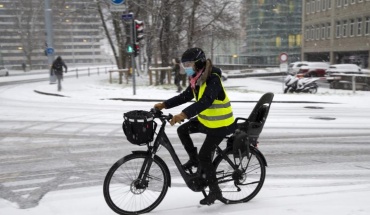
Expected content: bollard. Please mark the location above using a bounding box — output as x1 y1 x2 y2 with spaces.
88 68 90 76
76 68 79 78
98 67 100 75
119 71 122 84
149 69 153 85
352 75 356 93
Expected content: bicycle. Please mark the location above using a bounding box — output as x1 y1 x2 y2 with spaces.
103 92 274 215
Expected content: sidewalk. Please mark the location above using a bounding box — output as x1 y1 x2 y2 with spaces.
26 71 370 108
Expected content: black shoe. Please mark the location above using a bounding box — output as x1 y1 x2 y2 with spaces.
200 190 222 205
182 147 199 170
182 159 198 170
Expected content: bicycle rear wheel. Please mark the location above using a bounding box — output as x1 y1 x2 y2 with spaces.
214 147 266 204
103 153 170 215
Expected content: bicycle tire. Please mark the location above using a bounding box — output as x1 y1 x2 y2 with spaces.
103 153 170 215
213 147 266 204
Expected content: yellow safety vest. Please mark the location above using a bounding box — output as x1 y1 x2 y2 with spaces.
193 75 234 128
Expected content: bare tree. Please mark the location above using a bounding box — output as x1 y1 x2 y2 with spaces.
97 1 119 67
9 0 44 69
94 0 240 72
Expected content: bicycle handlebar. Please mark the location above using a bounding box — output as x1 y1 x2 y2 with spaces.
150 108 173 122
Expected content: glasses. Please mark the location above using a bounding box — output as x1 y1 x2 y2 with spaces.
181 61 194 68
181 58 201 68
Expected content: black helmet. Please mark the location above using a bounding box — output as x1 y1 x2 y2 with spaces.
181 47 206 70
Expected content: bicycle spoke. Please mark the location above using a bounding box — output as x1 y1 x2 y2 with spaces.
104 154 169 214
214 149 266 203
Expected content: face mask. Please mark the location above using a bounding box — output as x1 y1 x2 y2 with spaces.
184 67 195 77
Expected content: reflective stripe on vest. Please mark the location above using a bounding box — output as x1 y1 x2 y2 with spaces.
193 75 234 128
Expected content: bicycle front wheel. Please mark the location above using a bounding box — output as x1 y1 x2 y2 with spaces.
214 147 266 204
103 153 170 215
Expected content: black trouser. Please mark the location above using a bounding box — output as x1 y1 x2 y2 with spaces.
177 119 224 184
174 75 182 92
56 74 63 91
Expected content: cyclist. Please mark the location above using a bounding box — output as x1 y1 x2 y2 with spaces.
154 47 236 205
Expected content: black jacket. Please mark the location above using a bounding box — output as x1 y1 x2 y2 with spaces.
52 57 67 76
164 66 235 136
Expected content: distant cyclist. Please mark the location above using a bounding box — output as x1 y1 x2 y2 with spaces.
154 47 235 205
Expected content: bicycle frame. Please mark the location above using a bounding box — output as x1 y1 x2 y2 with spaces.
134 114 240 192
104 93 273 213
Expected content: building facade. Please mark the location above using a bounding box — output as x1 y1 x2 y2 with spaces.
302 0 370 68
242 0 302 66
0 0 112 70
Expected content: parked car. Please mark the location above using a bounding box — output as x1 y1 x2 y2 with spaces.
325 64 361 76
0 66 9 77
288 61 308 75
325 64 362 82
362 69 370 75
297 62 330 77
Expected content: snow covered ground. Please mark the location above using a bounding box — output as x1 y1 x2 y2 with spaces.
1 70 370 215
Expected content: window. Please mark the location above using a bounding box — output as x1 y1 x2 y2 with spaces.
317 0 321 11
351 0 355 4
366 17 370 35
350 19 355 36
327 23 331 38
311 27 315 40
344 0 349 6
289 35 295 47
322 0 327 10
321 25 326 39
311 0 316 13
337 0 342 7
306 2 311 13
316 26 320 40
296 34 302 46
336 21 341 38
328 0 332 8
342 20 348 37
357 18 363 36
305 28 310 40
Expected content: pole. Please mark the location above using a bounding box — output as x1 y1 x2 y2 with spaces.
44 0 56 83
130 13 136 95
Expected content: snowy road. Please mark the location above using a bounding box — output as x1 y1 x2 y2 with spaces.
1 73 370 214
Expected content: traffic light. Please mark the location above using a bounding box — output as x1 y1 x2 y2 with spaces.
126 44 133 53
134 20 144 57
134 44 140 57
134 20 144 43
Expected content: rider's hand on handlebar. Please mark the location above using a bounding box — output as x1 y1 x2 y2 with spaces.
154 102 166 110
170 112 187 126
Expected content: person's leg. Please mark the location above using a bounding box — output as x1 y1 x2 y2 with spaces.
57 75 62 91
177 119 202 169
174 75 180 92
181 74 187 87
198 135 224 205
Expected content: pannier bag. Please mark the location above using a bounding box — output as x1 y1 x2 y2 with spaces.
232 129 250 159
122 110 155 145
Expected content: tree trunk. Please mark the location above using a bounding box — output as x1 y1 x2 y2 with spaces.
97 1 119 67
187 0 200 48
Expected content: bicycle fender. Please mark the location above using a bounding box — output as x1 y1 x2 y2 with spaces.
131 150 172 187
250 147 267 167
